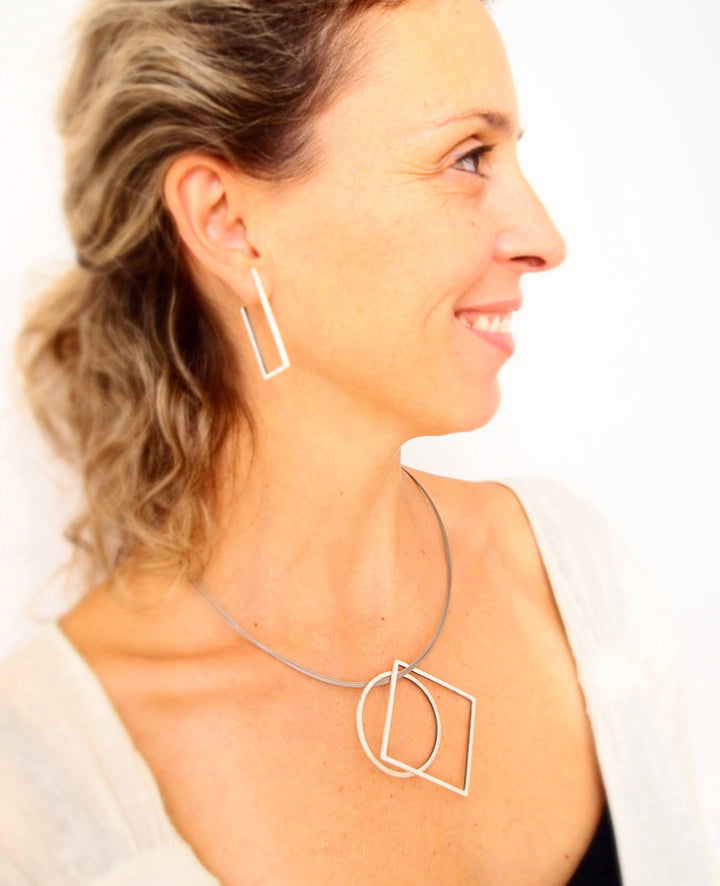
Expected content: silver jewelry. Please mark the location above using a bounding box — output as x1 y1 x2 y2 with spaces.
194 468 476 796
240 268 290 380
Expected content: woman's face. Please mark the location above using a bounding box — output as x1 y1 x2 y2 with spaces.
254 0 566 439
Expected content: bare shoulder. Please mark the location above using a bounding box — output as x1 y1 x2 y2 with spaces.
60 571 192 661
406 468 552 605
406 467 539 554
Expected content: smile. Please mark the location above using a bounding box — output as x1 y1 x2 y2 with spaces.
455 305 518 357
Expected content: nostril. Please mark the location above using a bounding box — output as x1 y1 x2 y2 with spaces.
514 255 545 269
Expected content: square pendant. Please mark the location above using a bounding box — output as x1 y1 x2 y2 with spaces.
380 659 476 797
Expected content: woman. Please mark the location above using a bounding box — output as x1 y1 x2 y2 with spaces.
1 0 715 883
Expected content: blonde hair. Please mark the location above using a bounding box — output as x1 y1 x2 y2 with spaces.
18 0 410 583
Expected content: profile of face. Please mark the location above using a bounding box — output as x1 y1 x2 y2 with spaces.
180 0 566 442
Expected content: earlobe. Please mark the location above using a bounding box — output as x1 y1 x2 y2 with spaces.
163 154 260 299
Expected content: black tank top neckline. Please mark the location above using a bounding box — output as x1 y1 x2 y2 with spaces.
566 802 622 885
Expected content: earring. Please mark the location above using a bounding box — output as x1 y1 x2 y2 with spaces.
240 268 291 380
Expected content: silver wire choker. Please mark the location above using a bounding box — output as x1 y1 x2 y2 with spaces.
194 469 476 796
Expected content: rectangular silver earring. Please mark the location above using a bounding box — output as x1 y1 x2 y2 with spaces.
241 267 291 380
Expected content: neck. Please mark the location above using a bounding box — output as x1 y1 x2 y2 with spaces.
194 408 445 674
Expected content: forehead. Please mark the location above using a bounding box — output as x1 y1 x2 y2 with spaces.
323 0 518 141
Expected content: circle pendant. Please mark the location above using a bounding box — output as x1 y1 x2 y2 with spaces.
355 669 441 778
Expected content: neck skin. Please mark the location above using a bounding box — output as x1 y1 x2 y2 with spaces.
194 379 446 678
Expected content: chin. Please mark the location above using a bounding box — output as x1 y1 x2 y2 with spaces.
407 378 502 439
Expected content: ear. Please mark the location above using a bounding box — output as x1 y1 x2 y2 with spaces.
163 154 264 304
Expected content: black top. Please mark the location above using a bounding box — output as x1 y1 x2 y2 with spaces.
566 804 622 885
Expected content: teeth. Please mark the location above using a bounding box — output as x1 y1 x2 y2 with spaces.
470 313 511 333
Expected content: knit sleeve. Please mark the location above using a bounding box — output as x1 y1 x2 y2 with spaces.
0 627 220 886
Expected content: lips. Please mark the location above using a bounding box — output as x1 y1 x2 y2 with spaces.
455 297 521 318
455 301 520 356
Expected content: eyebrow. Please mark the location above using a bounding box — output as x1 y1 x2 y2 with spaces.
427 109 523 138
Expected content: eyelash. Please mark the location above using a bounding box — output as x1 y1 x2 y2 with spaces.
453 144 494 177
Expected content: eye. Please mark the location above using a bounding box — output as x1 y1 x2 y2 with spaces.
453 144 493 177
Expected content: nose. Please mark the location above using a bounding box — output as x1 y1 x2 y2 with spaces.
493 173 567 273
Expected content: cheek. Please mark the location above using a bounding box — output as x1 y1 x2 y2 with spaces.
325 198 494 310
270 183 495 351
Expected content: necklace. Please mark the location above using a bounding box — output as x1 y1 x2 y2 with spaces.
194 468 476 796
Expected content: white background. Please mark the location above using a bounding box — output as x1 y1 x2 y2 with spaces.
1 0 718 849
